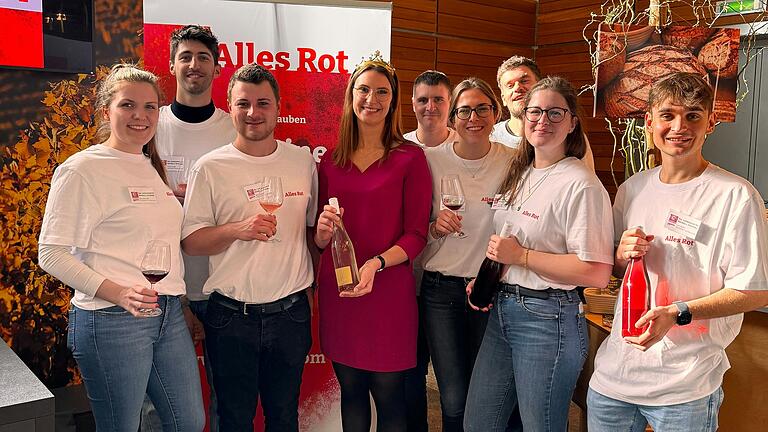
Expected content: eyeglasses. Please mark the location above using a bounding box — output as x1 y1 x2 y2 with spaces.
454 104 494 120
354 86 392 101
523 107 572 123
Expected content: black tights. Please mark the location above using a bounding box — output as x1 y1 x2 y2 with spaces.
332 362 407 432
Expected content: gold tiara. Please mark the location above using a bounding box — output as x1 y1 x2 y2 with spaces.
355 50 395 74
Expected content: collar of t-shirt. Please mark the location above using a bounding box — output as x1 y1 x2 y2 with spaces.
170 100 216 123
505 121 520 138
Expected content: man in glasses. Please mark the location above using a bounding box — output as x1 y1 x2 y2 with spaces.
491 56 595 171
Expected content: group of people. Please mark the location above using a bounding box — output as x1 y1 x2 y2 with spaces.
37 24 768 432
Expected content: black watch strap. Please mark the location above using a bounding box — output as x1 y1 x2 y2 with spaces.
375 255 386 272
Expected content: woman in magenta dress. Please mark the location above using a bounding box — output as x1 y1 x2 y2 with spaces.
314 53 431 431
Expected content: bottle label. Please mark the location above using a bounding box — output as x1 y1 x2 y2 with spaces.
335 266 353 286
499 221 514 238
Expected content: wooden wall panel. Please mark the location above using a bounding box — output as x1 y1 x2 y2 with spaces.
390 0 536 132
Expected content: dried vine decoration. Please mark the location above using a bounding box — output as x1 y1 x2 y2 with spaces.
0 66 112 387
582 0 766 186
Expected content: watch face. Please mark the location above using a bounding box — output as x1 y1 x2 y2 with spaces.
677 313 692 325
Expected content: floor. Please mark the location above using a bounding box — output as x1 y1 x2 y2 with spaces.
425 365 586 432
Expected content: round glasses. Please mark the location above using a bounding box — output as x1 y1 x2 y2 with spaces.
523 107 572 123
454 104 493 120
354 85 392 101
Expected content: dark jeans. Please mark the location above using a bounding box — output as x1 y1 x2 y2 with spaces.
189 299 219 432
205 292 312 432
420 271 489 432
404 295 430 432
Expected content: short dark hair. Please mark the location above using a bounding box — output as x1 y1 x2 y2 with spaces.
227 63 280 102
496 56 542 87
170 25 220 63
648 72 714 114
413 70 452 95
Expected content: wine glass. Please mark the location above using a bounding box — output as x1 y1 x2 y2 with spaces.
139 240 170 317
259 176 284 242
441 174 467 239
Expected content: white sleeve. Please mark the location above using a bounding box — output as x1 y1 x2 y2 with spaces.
38 244 106 297
720 191 768 292
182 165 216 239
39 166 104 248
565 183 615 264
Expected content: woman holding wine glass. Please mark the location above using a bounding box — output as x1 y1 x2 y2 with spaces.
463 76 613 432
420 77 515 431
37 64 204 431
313 52 431 431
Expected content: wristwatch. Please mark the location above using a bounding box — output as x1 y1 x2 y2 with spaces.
673 301 692 326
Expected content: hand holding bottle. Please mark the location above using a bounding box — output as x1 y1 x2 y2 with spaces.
486 234 525 265
432 209 462 238
616 227 655 262
315 204 343 248
339 259 378 298
623 304 680 351
465 279 492 312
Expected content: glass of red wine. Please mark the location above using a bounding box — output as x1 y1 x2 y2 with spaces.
258 176 284 242
441 174 467 239
139 240 170 317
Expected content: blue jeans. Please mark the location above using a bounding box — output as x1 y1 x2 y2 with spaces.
587 387 724 432
205 292 312 432
464 286 587 432
68 296 204 432
420 271 488 432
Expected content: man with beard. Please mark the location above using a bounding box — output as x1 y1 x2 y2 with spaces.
182 63 317 431
142 24 235 432
491 56 595 171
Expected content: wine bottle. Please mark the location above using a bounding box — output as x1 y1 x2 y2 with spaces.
470 221 514 307
621 256 651 337
329 197 360 292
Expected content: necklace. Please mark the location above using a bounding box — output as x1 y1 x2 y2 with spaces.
513 158 564 211
455 143 489 179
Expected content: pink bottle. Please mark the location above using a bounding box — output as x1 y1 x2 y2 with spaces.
621 256 650 337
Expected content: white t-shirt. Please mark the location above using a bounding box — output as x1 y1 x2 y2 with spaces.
423 142 515 277
403 128 457 148
182 141 318 303
490 121 522 149
590 164 768 406
39 144 186 310
494 157 614 290
156 105 236 301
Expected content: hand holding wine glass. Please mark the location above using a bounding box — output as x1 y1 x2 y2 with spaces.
441 174 467 238
259 176 284 242
139 240 170 317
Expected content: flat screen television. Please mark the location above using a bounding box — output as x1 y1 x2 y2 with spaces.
0 0 94 73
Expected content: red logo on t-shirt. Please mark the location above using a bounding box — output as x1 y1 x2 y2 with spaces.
285 191 305 197
668 214 679 224
131 191 139 199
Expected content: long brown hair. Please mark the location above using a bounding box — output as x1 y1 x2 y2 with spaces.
332 63 406 166
497 76 586 204
95 63 168 185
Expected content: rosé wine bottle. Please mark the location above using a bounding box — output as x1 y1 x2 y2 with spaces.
621 256 651 337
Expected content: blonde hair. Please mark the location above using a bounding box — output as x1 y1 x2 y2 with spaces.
95 64 167 185
497 76 586 204
332 63 407 166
